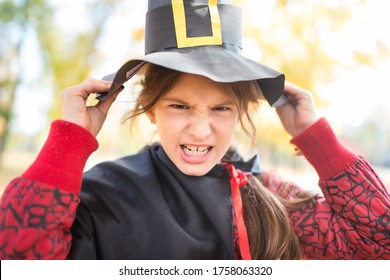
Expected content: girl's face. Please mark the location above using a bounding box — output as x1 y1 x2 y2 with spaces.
148 74 239 176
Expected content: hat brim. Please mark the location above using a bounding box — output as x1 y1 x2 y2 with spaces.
98 46 287 107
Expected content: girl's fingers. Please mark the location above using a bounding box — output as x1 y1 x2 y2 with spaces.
60 78 115 133
61 78 112 100
77 78 112 97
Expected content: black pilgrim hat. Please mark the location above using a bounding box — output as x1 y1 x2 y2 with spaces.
98 0 287 107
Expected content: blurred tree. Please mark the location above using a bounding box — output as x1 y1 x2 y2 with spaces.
240 0 389 163
0 0 53 165
38 0 119 120
0 0 120 166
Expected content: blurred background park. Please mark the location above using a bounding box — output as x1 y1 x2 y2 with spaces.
1 0 390 194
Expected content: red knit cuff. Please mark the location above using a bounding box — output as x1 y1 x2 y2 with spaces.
22 120 99 194
290 117 358 180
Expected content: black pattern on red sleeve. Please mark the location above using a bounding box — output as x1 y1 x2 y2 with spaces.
0 177 79 259
290 158 390 259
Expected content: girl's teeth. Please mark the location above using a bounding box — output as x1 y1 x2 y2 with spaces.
182 145 210 156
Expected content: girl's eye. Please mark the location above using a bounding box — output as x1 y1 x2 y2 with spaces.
170 104 189 109
212 106 231 111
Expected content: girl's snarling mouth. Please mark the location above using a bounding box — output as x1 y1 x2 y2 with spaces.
181 145 212 157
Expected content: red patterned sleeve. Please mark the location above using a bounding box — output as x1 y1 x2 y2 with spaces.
0 121 98 259
280 118 390 259
0 178 79 259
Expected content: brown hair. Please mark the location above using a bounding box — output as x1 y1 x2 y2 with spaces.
124 63 311 259
241 175 303 259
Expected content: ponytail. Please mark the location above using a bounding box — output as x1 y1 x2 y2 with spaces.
241 175 303 259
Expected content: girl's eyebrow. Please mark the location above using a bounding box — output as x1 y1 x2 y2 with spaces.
162 97 234 107
162 97 189 105
213 101 235 107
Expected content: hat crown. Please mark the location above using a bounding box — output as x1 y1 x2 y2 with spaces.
145 0 242 54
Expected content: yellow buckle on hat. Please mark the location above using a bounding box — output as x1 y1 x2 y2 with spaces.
172 0 223 48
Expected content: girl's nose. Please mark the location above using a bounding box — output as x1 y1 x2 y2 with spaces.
188 114 212 140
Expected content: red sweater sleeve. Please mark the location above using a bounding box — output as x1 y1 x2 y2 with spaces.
22 120 98 194
287 118 390 259
0 120 98 259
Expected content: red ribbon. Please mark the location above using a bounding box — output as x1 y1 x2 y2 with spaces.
222 163 251 260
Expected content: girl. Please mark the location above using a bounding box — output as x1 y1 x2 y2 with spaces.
0 63 389 259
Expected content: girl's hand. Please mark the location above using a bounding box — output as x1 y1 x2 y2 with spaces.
275 81 319 138
60 78 124 137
